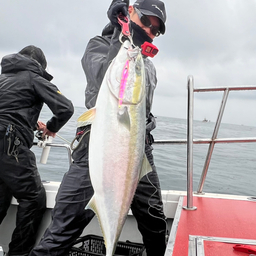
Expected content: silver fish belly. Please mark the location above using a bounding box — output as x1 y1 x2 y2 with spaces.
78 39 150 256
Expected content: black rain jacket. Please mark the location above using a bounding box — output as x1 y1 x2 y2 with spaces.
81 23 157 133
0 53 74 147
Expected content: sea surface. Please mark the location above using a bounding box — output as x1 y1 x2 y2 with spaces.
32 106 256 197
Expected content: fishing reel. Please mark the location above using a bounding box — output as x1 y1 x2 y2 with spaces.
35 130 44 141
35 130 53 164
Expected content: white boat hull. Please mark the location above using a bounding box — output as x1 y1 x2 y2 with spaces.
0 181 250 255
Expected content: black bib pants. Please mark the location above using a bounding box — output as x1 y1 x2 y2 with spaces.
0 125 46 256
30 127 167 256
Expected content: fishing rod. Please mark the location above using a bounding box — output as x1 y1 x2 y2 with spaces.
55 133 71 144
36 130 71 145
35 131 72 164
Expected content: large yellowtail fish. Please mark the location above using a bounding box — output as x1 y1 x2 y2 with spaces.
77 39 152 256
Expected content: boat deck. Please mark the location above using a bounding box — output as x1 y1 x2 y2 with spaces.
166 196 256 256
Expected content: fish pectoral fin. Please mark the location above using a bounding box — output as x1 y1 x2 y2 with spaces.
77 107 96 128
117 106 130 130
139 154 153 180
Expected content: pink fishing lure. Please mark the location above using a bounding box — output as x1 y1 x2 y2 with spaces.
118 60 129 107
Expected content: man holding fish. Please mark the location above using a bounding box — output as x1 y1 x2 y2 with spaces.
30 1 168 256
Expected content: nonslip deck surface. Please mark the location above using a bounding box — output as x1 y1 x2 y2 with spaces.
172 196 256 256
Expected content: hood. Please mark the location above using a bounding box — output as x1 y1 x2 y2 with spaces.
1 53 53 81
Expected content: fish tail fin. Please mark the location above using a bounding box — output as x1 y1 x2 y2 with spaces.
106 244 118 256
77 107 96 127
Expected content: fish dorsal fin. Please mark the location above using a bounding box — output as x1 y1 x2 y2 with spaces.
139 154 153 180
77 108 96 128
117 106 130 131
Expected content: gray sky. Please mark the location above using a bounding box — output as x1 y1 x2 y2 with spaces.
1 0 256 126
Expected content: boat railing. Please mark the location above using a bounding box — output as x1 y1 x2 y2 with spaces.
187 76 256 209
154 76 256 210
32 77 256 210
32 141 72 166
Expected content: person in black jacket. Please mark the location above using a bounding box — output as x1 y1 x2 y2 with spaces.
30 1 168 256
0 45 74 256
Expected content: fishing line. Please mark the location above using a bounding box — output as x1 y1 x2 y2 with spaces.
145 172 169 244
70 128 90 151
55 134 71 144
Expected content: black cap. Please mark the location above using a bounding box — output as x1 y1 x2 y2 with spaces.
19 45 47 70
134 0 166 35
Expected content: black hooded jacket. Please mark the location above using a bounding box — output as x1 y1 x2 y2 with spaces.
81 22 157 133
0 53 74 147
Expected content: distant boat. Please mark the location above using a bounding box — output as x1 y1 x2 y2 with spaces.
202 117 210 122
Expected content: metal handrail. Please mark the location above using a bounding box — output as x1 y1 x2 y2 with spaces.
194 85 256 92
154 138 256 144
33 142 72 166
31 78 256 211
185 76 256 209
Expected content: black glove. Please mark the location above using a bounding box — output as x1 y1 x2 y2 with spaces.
107 0 129 28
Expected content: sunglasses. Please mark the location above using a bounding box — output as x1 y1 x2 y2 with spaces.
134 7 160 37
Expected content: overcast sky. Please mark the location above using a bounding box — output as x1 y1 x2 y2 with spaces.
1 0 256 127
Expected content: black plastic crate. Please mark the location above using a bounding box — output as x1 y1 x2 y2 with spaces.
69 235 145 256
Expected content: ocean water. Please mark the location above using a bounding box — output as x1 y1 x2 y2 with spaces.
32 106 256 197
